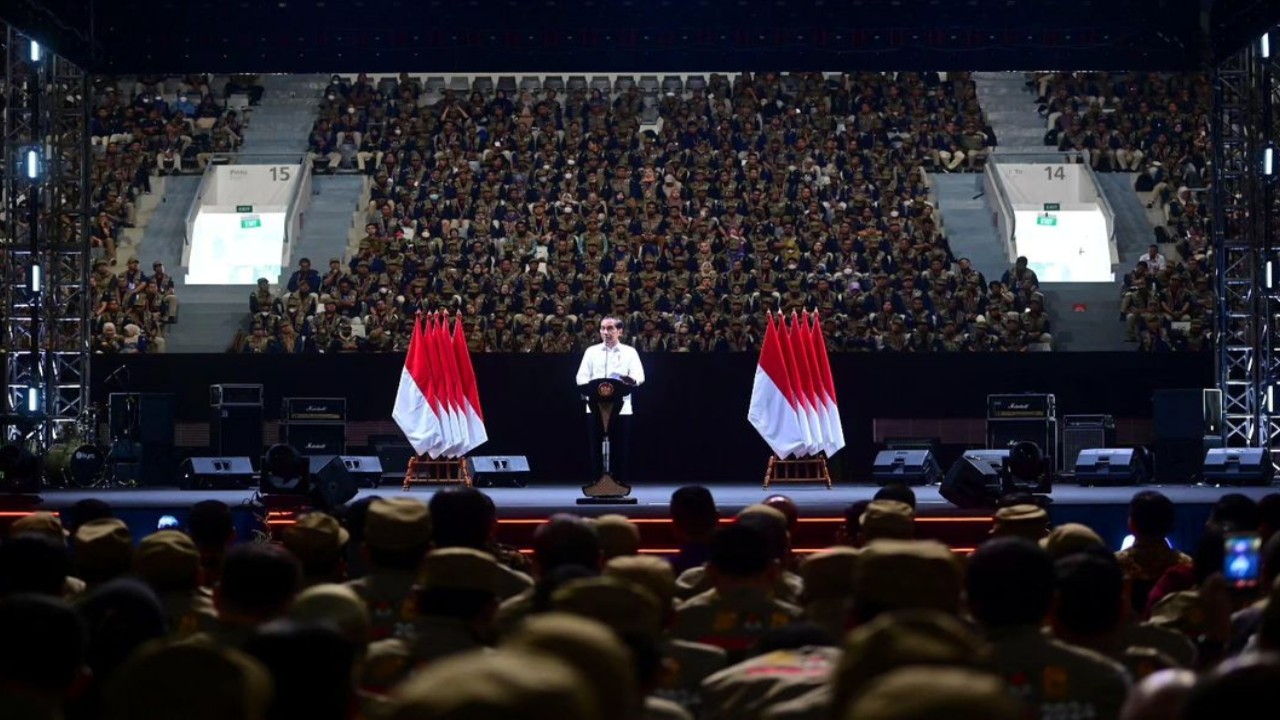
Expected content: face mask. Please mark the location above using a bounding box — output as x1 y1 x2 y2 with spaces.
429 194 440 201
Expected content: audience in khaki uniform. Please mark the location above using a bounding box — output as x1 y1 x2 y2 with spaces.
345 498 433 641
675 505 804 603
6 483 1280 720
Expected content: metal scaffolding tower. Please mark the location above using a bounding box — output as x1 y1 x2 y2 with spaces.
1 20 92 453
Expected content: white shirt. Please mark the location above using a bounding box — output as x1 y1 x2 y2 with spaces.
576 342 645 415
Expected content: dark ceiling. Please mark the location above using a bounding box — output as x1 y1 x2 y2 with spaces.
3 0 1277 74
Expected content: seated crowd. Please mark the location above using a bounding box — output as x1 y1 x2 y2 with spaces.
239 71 1062 354
2 485 1279 720
87 73 259 354
1033 71 1216 352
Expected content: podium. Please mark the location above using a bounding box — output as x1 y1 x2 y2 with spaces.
578 378 638 505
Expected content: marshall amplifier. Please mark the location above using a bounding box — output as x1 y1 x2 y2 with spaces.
280 423 346 456
281 397 348 423
987 394 1057 420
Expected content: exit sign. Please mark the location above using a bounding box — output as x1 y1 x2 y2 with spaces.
236 205 253 213
241 217 261 229
1036 215 1057 227
1043 203 1060 211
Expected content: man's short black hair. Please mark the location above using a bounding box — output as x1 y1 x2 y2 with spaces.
1129 490 1177 537
0 534 69 597
843 500 871 540
219 543 301 618
417 587 496 622
0 594 87 695
1210 493 1261 533
533 514 600 572
78 579 167 682
1182 655 1280 720
64 498 113 533
967 538 1055 628
874 483 917 510
243 620 357 720
1054 549 1125 637
671 486 718 536
188 500 234 548
708 522 773 578
429 487 496 549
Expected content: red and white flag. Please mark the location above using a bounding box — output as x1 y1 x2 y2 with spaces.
805 312 845 456
429 313 469 458
748 313 807 459
451 312 488 452
784 312 823 457
392 314 444 457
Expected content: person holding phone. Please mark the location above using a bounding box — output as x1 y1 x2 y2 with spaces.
575 315 645 487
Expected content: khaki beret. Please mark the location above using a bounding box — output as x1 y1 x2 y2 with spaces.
502 613 640 720
1147 590 1207 637
854 540 962 614
386 648 594 720
421 547 500 593
552 576 664 639
833 609 988 711
10 511 68 541
859 500 915 541
590 515 640 560
290 583 371 648
364 498 431 551
799 546 860 601
738 503 789 527
133 530 200 590
73 518 133 577
108 637 274 720
604 555 676 607
844 666 1021 720
991 504 1049 540
1039 522 1105 559
282 512 350 566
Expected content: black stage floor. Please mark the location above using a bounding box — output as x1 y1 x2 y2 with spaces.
14 482 1274 553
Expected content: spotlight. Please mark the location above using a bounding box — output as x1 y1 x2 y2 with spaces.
1263 32 1272 59
26 149 39 180
260 444 310 495
30 40 40 63
30 265 41 294
1265 146 1274 176
26 388 39 414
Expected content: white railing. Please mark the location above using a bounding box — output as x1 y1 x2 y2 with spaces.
984 161 1017 264
283 157 313 269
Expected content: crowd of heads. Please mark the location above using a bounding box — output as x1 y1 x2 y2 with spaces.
86 74 261 354
2 484 1280 720
1034 71 1215 352
235 70 1073 354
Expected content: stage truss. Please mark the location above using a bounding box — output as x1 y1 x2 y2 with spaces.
1 21 92 451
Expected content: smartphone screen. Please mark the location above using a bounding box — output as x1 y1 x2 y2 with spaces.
1224 532 1262 589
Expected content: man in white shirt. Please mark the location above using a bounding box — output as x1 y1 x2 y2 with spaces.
1139 244 1167 273
575 316 646 489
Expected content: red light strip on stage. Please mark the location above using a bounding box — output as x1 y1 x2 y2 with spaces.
496 516 993 525
514 546 978 555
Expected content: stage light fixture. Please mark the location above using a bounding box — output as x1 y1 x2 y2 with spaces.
1263 32 1272 59
30 40 40 63
26 149 39 179
1268 260 1275 290
1265 146 1274 176
26 388 39 414
260 444 310 495
30 265 41 294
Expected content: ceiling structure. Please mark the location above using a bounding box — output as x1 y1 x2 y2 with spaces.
5 0 1274 74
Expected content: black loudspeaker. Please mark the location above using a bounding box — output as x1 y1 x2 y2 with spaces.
940 455 1002 509
1074 448 1147 486
1153 389 1222 439
109 393 176 444
371 435 414 477
179 456 255 489
309 456 383 489
1202 448 1275 486
281 424 346 456
211 405 264 462
871 450 942 486
1061 415 1116 472
309 455 360 507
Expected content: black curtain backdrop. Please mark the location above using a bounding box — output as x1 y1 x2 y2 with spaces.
90 352 1212 486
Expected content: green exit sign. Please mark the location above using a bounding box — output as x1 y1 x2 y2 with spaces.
236 205 253 213
241 217 261 229
1043 203 1060 211
1036 215 1058 227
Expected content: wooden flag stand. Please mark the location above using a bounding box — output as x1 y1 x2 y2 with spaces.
763 454 832 490
403 456 471 491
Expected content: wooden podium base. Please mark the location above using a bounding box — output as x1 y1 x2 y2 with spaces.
403 457 471 491
763 455 833 490
578 474 636 504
